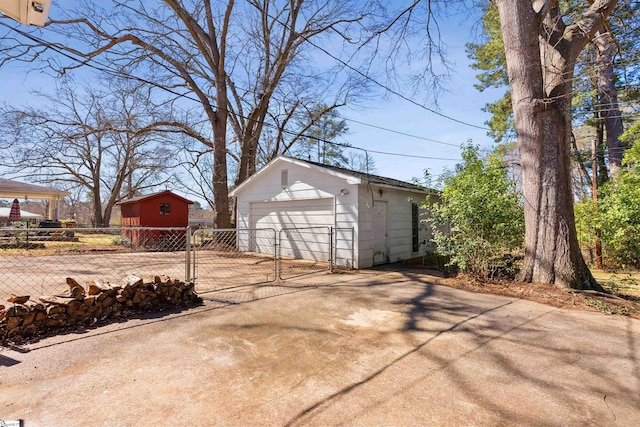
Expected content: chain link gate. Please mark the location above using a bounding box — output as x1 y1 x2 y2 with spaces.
0 225 352 300
191 227 353 293
278 227 332 280
192 228 278 293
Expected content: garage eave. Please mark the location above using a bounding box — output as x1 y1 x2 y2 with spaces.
230 155 436 197
230 155 362 197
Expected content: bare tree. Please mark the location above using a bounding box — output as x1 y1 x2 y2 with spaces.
176 143 217 212
224 0 367 185
0 0 371 227
0 78 176 226
494 0 618 290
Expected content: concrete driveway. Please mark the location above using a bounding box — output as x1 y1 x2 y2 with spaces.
1 269 639 426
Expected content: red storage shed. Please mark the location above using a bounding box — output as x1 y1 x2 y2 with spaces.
118 190 194 247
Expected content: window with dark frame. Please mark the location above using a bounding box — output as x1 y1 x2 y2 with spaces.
160 203 171 215
412 203 419 252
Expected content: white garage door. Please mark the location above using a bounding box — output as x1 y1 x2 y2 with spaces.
250 198 335 230
250 198 334 261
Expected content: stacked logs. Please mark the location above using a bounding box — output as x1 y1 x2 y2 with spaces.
1 275 201 341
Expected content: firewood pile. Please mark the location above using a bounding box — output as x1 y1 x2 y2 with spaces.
1 275 201 342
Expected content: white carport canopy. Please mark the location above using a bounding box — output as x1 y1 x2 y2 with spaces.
0 207 43 219
0 178 69 220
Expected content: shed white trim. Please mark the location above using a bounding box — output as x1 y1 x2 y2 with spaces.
230 156 361 197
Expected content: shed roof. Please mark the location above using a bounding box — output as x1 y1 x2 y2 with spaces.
230 155 433 196
0 178 70 200
118 190 194 206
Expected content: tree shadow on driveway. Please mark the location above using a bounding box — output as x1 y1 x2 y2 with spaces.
17 272 370 352
283 269 640 426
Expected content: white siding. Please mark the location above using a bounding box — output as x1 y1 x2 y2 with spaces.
250 199 334 229
357 185 431 269
234 156 437 270
235 158 358 267
236 159 354 223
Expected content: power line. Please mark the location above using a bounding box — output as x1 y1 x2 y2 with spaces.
270 122 462 162
339 116 461 147
266 12 491 131
11 22 640 168
1 21 464 163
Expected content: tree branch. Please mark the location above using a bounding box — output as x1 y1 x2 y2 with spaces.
565 0 619 59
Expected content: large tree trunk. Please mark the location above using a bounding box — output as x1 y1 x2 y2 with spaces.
212 87 232 229
92 190 105 228
495 0 617 290
235 107 266 187
594 28 625 177
515 94 597 289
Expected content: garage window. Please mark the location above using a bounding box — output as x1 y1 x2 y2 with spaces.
281 169 288 188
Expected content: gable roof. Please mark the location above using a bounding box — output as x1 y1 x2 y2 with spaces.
118 190 194 206
297 158 427 192
230 155 431 196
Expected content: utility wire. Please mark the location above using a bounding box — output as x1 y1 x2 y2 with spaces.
8 16 638 156
1 21 464 163
339 117 461 147
266 12 491 131
8 22 638 166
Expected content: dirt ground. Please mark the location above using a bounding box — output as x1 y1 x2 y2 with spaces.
436 272 640 319
1 268 639 426
0 249 332 299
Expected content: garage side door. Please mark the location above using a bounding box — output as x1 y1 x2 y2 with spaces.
250 198 334 261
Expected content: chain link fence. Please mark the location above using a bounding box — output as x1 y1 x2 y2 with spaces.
192 228 278 294
278 227 332 280
1 226 355 301
333 227 355 270
0 227 188 299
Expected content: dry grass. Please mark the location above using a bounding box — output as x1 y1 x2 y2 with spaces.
0 233 126 257
436 273 640 319
591 268 640 297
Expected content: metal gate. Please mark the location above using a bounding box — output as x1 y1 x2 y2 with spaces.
191 227 353 293
192 228 277 293
278 227 332 280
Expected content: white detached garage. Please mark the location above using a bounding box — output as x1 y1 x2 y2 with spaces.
230 155 438 269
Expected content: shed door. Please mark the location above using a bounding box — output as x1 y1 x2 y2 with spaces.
372 201 388 265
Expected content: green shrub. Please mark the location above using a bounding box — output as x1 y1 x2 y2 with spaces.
427 144 524 278
576 136 640 268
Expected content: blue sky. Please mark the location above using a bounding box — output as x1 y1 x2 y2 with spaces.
342 64 500 184
0 2 501 197
336 6 502 185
